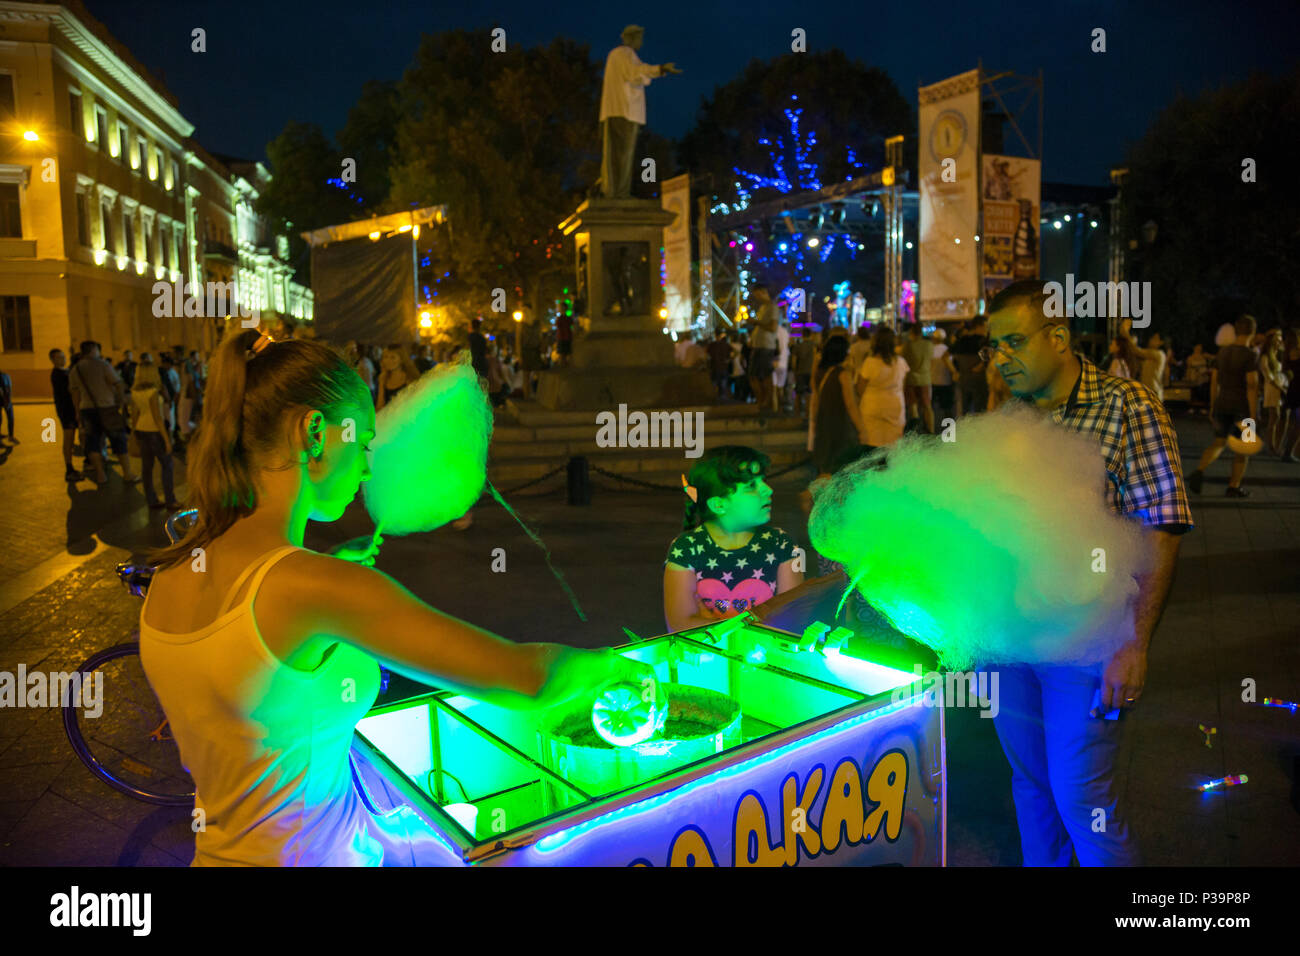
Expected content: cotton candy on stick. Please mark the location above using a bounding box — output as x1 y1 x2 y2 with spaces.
363 354 492 538
359 353 589 622
809 404 1154 670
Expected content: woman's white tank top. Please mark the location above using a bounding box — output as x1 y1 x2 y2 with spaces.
138 545 386 866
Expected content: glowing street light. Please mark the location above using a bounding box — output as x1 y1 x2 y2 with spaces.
512 311 523 322
22 130 39 142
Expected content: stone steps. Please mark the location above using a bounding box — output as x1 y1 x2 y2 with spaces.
486 401 811 485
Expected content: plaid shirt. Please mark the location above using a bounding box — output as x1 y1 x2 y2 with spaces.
1050 355 1194 533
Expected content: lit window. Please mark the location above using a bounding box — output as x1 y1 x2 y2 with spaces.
0 183 21 238
69 88 84 138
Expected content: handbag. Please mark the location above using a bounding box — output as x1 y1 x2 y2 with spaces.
73 360 128 432
96 405 127 432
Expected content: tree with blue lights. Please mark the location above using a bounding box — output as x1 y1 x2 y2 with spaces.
681 52 913 315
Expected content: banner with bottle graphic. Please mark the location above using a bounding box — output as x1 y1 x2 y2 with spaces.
918 69 981 321
981 155 1041 300
661 173 692 332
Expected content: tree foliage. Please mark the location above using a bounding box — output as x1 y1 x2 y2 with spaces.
256 120 374 281
1121 67 1300 339
385 30 600 315
679 51 915 206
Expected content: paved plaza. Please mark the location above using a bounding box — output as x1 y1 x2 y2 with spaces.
1 400 1297 866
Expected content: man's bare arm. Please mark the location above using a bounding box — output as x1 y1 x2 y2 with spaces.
1131 528 1182 650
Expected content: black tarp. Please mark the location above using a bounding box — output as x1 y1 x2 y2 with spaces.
311 233 414 344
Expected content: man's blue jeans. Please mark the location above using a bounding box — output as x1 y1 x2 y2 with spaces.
988 664 1140 866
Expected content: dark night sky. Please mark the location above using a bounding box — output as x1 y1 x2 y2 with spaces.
83 0 1298 185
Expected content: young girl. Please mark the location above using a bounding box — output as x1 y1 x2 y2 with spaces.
138 328 646 866
126 355 179 510
376 344 421 410
1259 330 1287 455
663 446 804 632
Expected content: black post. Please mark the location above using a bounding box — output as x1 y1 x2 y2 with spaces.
567 455 591 506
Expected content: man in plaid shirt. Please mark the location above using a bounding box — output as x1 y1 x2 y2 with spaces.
981 279 1193 866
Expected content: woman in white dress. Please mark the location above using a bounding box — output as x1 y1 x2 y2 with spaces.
856 326 910 449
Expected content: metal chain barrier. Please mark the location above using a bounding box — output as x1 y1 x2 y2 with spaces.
494 464 566 495
588 463 681 492
489 456 815 500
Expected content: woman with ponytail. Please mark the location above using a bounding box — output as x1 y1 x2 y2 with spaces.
663 446 804 632
138 327 649 866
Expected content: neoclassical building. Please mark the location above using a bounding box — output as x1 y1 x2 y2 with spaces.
0 0 310 398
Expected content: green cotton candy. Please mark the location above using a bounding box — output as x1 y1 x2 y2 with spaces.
809 404 1154 670
363 354 492 535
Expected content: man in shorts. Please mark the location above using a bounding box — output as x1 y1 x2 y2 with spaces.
68 341 138 485
1185 314 1260 498
900 322 935 433
49 348 82 481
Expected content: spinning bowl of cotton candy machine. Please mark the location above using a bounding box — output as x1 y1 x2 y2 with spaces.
544 683 743 797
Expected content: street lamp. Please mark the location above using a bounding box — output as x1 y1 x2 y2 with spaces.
22 130 39 142
512 311 523 322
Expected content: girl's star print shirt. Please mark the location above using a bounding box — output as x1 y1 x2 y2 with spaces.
664 525 799 617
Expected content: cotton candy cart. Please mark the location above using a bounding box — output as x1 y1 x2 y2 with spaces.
350 583 946 867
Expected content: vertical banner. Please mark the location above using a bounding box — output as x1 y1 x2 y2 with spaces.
981 155 1041 299
918 69 981 321
661 173 692 332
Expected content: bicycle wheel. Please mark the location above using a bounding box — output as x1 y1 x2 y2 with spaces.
62 639 195 807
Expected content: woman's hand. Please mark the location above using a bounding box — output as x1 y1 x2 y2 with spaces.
329 534 384 566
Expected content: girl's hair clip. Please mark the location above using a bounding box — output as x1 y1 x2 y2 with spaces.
247 328 275 358
680 474 699 504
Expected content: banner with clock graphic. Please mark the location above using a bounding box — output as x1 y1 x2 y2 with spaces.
918 69 981 321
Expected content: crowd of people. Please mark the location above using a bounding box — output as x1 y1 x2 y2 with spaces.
11 273 1282 867
12 314 567 514
38 339 208 510
667 296 1300 499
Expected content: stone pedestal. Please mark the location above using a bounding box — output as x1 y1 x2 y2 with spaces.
537 198 713 410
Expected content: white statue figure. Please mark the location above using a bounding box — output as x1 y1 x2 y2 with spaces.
598 24 681 199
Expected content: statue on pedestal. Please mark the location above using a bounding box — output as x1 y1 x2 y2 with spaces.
598 24 681 199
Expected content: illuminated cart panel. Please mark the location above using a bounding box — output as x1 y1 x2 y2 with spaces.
352 618 945 866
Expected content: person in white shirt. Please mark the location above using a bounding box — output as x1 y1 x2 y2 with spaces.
1119 325 1168 403
773 319 791 412
848 325 872 377
599 25 680 198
